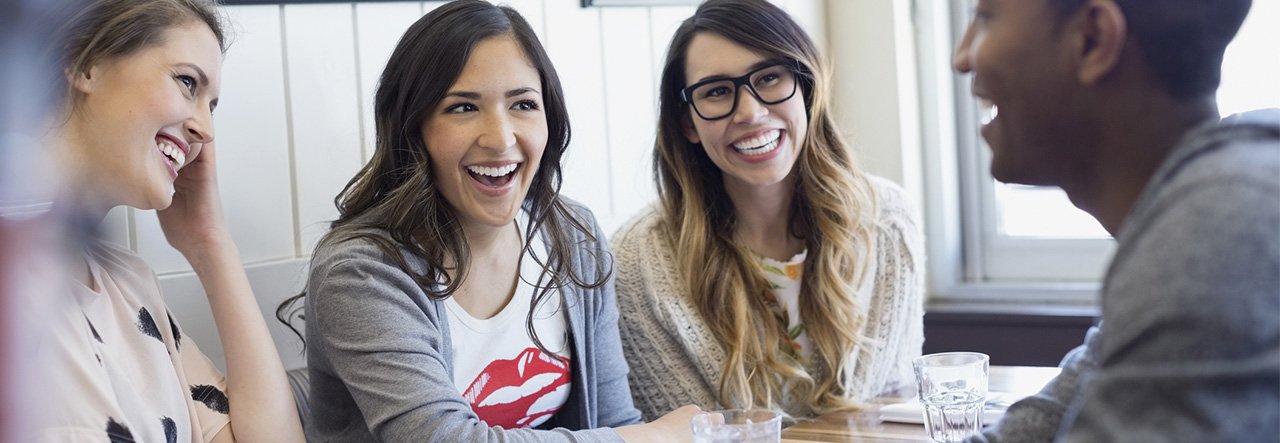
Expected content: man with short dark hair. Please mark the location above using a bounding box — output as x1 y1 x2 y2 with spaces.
953 0 1279 441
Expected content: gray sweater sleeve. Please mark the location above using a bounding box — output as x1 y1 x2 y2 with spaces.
966 328 1100 443
308 248 623 443
579 212 647 429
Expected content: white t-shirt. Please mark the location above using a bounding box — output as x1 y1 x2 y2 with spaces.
444 212 572 429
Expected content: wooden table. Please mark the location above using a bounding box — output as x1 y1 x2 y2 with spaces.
781 366 1062 442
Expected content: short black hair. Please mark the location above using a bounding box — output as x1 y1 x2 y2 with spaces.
1050 0 1252 99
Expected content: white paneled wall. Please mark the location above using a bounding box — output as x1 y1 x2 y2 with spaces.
141 0 824 371
601 7 660 219
284 5 366 255
354 2 432 163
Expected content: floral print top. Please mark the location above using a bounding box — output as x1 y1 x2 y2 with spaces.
747 248 811 367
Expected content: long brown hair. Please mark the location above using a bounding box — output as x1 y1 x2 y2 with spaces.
654 0 879 415
278 0 605 351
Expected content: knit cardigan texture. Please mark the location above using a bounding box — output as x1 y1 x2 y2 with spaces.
611 175 926 420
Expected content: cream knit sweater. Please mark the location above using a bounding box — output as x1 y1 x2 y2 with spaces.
610 176 926 420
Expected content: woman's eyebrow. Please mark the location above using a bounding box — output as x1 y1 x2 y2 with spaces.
443 87 541 100
692 59 783 84
506 87 540 98
445 91 481 99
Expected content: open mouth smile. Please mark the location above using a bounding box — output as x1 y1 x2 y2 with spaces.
731 129 782 157
156 135 188 177
467 163 520 188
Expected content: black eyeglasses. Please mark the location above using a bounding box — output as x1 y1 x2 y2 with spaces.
680 59 801 121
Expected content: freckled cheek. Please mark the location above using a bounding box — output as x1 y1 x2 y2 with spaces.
424 121 474 165
425 142 465 182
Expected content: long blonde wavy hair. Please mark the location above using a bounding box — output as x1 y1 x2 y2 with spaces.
653 0 879 415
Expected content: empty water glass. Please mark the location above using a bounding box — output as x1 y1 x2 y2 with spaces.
913 352 990 442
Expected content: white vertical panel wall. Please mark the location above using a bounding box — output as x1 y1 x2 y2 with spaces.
284 5 365 256
544 2 613 224
138 0 825 371
600 8 658 222
210 5 295 265
354 2 428 163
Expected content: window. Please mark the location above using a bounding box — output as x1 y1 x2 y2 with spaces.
916 0 1280 303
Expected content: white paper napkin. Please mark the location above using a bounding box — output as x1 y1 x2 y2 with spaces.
879 392 1018 425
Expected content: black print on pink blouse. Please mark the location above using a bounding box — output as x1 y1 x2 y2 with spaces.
136 307 162 343
167 311 182 351
85 315 103 343
191 384 230 415
106 417 135 443
161 416 176 443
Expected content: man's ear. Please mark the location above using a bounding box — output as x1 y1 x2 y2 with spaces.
682 112 701 144
1074 0 1128 86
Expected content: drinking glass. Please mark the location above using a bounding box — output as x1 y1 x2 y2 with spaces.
690 409 782 443
913 352 990 442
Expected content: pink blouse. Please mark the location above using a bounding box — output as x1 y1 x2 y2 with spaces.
35 241 230 443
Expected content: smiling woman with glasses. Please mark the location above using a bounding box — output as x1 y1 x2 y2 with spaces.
611 0 926 421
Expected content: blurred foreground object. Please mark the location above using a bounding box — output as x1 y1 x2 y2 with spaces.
1 0 81 440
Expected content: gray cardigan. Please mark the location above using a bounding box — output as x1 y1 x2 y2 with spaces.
969 109 1280 442
304 201 643 442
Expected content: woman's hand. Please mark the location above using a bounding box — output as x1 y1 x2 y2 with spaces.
157 141 234 265
615 404 702 443
157 140 305 442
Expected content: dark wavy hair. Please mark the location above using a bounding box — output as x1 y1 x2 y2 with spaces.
278 0 603 351
1049 0 1252 99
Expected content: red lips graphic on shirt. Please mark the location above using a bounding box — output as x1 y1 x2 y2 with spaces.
463 347 571 428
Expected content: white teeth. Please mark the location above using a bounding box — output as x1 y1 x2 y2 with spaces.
733 130 781 150
157 140 185 170
467 163 518 177
978 99 998 125
732 130 781 157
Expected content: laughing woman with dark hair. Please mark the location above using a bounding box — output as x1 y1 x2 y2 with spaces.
284 1 698 441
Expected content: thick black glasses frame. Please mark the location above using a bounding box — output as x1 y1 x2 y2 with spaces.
680 59 801 121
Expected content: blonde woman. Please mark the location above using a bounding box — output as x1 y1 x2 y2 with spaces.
30 0 304 441
612 0 925 420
